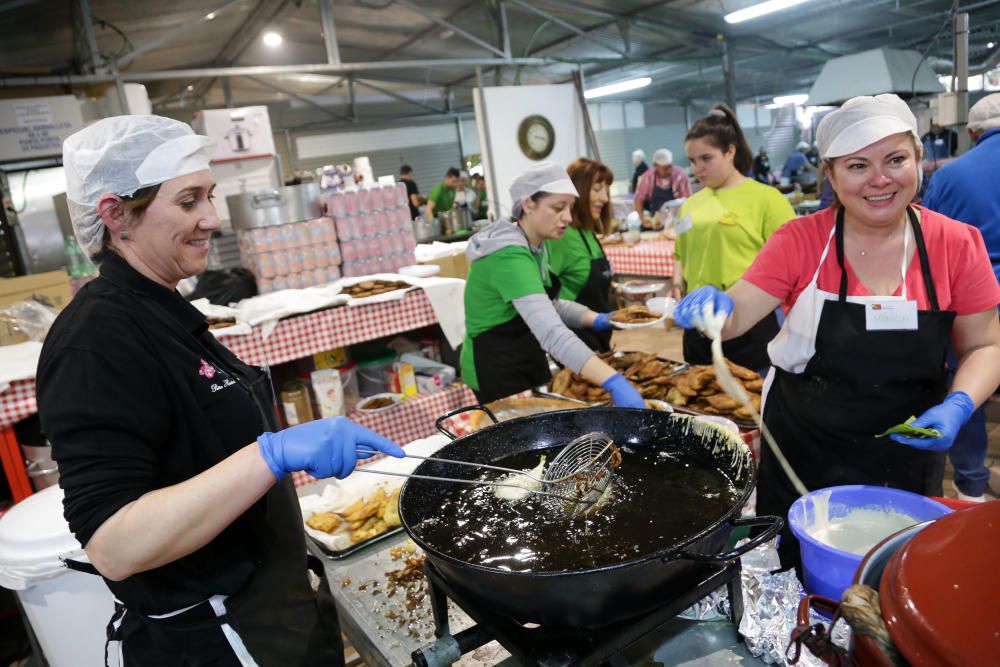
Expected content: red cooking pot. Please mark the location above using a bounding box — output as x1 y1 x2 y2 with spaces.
789 500 1000 666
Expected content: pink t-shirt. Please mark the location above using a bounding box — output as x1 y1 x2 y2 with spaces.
742 205 1000 315
634 165 691 206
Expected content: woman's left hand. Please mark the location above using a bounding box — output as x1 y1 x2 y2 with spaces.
601 373 646 408
593 312 615 332
889 391 975 452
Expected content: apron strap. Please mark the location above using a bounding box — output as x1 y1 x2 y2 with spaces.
579 228 600 257
62 557 100 576
834 208 849 301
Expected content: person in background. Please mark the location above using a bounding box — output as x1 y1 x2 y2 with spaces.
460 162 645 407
781 141 816 187
674 104 795 370
547 158 615 352
920 92 1000 502
922 122 958 169
673 94 1000 569
630 149 649 194
634 148 690 216
470 173 489 219
752 147 774 184
38 115 404 665
426 167 461 219
399 164 424 220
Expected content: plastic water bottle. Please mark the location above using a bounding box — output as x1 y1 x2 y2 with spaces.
64 235 96 293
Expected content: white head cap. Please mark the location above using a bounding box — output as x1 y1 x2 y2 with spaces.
652 148 673 166
509 161 578 218
968 93 1000 132
63 115 216 259
632 148 646 161
795 141 810 151
816 94 919 160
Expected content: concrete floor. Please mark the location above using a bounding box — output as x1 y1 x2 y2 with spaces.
612 324 1000 501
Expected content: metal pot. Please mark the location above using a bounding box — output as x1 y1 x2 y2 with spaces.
226 183 322 230
19 442 59 491
412 217 435 243
439 207 472 236
399 406 782 628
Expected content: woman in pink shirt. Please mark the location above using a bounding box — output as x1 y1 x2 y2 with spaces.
672 95 1000 570
633 147 691 215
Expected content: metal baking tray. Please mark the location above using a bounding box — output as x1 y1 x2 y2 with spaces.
308 527 405 561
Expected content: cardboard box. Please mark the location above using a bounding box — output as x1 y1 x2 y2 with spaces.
421 251 469 280
0 270 73 311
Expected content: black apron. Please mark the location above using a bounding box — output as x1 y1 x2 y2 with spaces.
471 274 563 404
67 294 343 667
572 230 614 353
682 311 779 372
757 207 954 570
647 174 676 214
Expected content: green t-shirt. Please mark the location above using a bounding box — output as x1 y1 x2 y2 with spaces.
460 245 550 389
546 226 605 301
676 179 794 291
428 182 456 214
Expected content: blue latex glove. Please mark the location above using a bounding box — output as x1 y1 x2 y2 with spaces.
889 391 975 452
258 416 405 480
673 286 734 330
601 373 646 409
593 312 615 332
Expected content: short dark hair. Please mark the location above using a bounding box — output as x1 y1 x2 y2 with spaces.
685 104 753 175
400 164 413 175
446 167 461 179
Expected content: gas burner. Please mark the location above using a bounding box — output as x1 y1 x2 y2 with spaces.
412 559 743 667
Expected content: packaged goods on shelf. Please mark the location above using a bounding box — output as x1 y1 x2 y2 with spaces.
237 217 342 294
323 185 418 278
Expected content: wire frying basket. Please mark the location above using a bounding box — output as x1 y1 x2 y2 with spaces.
542 432 621 516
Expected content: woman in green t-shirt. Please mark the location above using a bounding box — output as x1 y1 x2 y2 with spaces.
545 158 615 352
460 162 644 406
675 104 795 369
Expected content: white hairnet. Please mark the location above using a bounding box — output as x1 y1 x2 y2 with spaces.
795 141 810 151
509 161 578 218
652 148 673 165
816 94 918 160
63 115 215 259
632 149 646 160
968 93 1000 132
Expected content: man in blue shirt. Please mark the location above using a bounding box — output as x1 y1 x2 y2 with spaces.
922 93 1000 502
781 142 815 186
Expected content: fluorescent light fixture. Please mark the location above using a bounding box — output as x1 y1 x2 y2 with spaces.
772 93 809 106
206 12 216 19
262 31 283 47
989 41 996 49
584 77 652 100
725 0 812 24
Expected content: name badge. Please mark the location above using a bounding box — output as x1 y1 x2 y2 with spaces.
865 299 918 331
675 214 693 235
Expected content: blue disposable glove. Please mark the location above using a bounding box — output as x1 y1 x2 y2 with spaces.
593 312 615 332
601 373 646 409
889 391 975 452
258 416 405 480
672 286 734 330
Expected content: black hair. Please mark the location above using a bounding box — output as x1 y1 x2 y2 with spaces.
685 104 754 175
400 164 413 175
446 167 461 179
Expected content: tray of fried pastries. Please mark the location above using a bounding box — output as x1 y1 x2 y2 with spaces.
298 435 450 559
537 351 688 405
664 361 764 429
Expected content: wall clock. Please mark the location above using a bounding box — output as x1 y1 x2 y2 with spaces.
517 114 556 160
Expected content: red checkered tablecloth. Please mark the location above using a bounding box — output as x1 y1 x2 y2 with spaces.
218 289 439 367
604 239 675 278
0 380 36 429
290 383 478 488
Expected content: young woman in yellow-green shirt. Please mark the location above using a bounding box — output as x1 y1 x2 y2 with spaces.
546 158 615 352
674 105 795 369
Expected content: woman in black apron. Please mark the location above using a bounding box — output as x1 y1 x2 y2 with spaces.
547 158 615 352
38 115 404 665
460 162 645 408
672 94 1000 570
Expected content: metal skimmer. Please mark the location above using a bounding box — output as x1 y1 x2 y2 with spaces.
355 431 621 516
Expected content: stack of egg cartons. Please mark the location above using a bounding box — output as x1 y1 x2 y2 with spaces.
324 183 418 278
237 217 343 294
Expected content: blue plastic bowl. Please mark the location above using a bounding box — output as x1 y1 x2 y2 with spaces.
788 485 951 601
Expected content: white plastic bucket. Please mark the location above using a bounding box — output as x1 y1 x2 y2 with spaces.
0 486 114 667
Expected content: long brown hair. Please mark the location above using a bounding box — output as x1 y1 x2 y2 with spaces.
685 104 753 175
566 157 614 234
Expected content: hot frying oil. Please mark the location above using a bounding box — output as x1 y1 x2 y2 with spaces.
414 445 741 572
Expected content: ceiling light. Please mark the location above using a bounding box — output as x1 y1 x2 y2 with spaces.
724 0 813 24
186 84 194 91
584 77 652 99
206 12 216 19
262 32 283 47
989 41 996 49
772 93 809 106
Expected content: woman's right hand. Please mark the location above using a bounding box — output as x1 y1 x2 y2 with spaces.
673 286 733 330
257 417 405 480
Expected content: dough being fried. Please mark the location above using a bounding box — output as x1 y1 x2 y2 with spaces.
305 512 341 533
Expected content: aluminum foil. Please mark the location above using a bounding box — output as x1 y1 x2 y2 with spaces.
678 538 851 666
